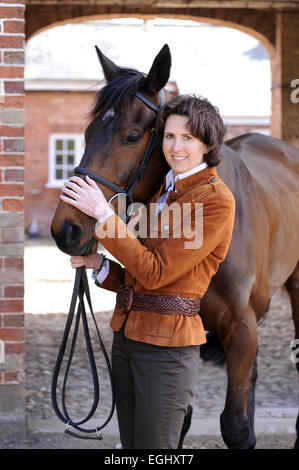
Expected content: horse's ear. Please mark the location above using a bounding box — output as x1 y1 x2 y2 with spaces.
95 45 121 82
143 44 171 93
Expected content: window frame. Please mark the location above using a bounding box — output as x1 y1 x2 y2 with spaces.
46 133 85 188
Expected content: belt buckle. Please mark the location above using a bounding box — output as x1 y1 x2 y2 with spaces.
116 285 134 315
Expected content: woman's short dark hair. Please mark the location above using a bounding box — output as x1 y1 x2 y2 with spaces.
156 94 224 167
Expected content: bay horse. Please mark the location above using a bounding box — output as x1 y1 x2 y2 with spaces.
51 44 299 449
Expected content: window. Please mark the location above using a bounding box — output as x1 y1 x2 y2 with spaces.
47 134 85 187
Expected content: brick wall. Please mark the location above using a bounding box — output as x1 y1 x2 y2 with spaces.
224 123 270 141
0 0 25 431
25 89 95 237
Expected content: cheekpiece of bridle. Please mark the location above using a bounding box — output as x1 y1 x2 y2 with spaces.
74 89 165 223
51 90 165 442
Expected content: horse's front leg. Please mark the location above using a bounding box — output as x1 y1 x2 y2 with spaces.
220 307 258 449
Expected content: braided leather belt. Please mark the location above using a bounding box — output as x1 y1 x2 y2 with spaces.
116 285 201 316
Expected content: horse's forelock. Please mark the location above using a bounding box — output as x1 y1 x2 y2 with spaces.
90 68 146 121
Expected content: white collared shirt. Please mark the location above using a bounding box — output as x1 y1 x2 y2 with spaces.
156 161 208 215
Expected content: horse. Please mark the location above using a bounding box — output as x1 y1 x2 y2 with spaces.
51 44 299 449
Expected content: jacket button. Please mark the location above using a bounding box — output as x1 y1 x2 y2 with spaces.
163 224 170 230
210 177 217 183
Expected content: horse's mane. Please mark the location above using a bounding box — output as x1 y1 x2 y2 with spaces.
90 67 146 119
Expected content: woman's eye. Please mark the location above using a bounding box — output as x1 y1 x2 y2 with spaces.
124 134 141 145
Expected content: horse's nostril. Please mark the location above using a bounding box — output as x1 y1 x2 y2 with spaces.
64 222 83 245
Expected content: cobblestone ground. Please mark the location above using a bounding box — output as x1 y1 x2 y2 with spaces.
2 239 298 450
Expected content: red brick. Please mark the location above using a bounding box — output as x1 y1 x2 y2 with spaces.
0 328 24 341
4 80 24 94
3 21 24 34
0 184 23 197
3 138 24 152
2 95 24 108
0 7 24 19
0 35 24 49
0 126 24 138
3 51 24 65
0 170 2 183
1 0 25 4
4 285 24 298
3 314 24 327
2 198 24 211
5 342 24 354
4 371 18 383
4 168 24 182
0 66 24 79
4 257 23 270
0 300 23 313
0 154 24 166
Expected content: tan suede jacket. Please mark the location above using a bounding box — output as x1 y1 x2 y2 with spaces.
94 166 235 347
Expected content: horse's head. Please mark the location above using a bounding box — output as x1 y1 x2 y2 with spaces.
51 45 171 255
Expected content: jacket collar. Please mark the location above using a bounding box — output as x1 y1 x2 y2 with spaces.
174 165 218 194
165 161 209 191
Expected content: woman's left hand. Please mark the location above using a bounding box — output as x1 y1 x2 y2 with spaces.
60 175 110 220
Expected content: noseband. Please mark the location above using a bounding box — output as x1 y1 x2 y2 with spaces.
74 89 165 219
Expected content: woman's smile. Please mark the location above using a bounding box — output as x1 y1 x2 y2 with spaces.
172 155 188 161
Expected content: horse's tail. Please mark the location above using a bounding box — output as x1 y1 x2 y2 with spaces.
199 331 226 367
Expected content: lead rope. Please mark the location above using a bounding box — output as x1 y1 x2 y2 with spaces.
51 266 115 440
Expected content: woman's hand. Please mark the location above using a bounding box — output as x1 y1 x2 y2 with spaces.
60 175 111 220
70 252 104 270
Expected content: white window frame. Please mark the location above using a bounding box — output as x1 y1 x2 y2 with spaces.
46 133 85 188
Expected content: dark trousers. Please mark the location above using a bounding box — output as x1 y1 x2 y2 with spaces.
111 328 200 449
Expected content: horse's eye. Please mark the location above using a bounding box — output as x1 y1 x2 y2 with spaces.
124 134 141 145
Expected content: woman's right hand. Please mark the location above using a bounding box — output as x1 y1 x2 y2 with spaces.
70 252 104 270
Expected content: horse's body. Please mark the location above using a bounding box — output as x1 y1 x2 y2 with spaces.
51 45 299 448
199 133 299 447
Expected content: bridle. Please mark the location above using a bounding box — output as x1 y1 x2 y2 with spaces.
74 89 165 221
51 89 166 441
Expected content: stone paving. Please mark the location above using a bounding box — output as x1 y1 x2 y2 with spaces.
18 238 299 449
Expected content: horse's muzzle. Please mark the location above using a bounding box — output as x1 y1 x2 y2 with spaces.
51 221 97 256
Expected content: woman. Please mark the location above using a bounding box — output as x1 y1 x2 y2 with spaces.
60 95 235 449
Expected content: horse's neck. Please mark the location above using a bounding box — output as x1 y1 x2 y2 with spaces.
216 143 254 195
134 147 168 203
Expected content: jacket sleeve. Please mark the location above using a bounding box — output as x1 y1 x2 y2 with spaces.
97 258 125 293
94 191 235 291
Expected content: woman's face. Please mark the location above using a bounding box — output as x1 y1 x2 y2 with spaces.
162 114 207 175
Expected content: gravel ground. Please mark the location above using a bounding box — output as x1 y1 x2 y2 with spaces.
2 238 298 450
